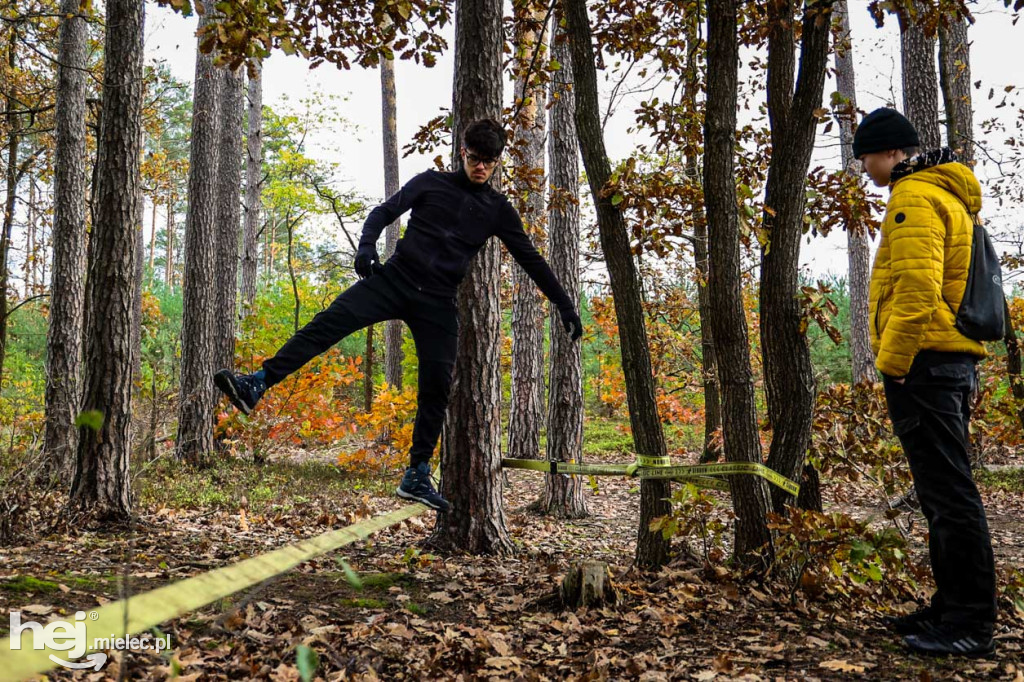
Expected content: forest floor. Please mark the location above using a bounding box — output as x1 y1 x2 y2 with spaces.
1 435 1023 681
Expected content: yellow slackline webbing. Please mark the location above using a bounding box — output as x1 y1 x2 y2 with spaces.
0 501 430 682
501 457 799 497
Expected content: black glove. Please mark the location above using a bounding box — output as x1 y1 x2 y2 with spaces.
559 307 583 341
354 244 382 279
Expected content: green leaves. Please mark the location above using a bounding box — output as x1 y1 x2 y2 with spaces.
295 645 319 682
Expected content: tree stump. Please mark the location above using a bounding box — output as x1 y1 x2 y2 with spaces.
559 560 619 609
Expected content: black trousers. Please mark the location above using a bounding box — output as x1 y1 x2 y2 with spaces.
883 350 997 628
262 264 458 467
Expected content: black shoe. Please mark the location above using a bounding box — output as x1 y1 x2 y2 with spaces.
885 604 942 636
904 622 995 658
214 369 267 415
397 462 450 512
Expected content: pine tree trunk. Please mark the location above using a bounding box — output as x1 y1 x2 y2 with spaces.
25 177 35 297
149 200 157 272
68 0 144 523
0 30 18 390
761 0 832 514
683 10 722 465
176 6 222 463
215 66 243 370
132 160 144 384
365 324 374 411
539 24 586 518
165 189 175 288
833 0 874 387
939 14 973 165
240 61 262 319
899 1 942 149
704 0 774 567
508 0 548 461
428 0 514 556
381 45 404 389
563 0 670 568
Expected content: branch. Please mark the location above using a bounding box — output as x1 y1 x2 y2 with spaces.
7 292 49 315
306 176 361 253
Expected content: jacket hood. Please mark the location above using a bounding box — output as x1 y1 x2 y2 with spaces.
893 156 982 213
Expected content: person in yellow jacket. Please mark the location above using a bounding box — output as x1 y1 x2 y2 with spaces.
857 108 996 657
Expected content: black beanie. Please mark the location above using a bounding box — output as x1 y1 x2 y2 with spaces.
852 108 920 158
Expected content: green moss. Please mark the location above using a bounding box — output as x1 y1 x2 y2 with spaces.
976 467 1024 492
0 574 110 595
405 602 427 616
341 598 387 609
358 572 407 590
1 576 60 594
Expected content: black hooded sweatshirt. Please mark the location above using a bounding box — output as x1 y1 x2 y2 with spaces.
359 167 573 311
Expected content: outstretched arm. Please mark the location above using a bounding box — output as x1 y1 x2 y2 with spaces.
356 172 429 277
496 202 583 340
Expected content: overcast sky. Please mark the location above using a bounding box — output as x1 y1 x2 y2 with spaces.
143 0 1022 280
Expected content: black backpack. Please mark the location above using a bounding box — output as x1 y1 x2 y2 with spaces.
945 208 1006 342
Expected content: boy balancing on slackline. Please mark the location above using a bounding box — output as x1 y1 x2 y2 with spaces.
214 118 583 513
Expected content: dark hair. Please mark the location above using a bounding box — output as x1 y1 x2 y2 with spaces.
902 146 920 158
463 119 506 159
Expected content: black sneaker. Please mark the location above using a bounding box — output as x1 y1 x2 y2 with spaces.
904 622 995 658
884 604 942 636
397 462 450 512
214 369 267 416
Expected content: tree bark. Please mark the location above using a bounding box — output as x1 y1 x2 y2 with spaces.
938 13 973 165
364 324 374 411
760 0 833 514
133 150 144 384
0 28 19 390
165 189 176 288
176 6 222 463
381 44 404 389
508 0 549 462
563 0 670 568
240 61 262 318
833 0 874 387
682 8 723 465
68 0 144 522
215 66 243 371
428 0 513 555
704 0 774 567
899 1 942 150
539 24 587 518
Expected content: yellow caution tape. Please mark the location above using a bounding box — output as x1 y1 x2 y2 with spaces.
0 502 430 682
501 458 798 496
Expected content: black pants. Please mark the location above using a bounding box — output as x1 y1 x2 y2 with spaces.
883 350 997 628
262 264 458 467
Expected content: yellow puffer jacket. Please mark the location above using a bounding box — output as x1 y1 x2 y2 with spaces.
869 162 987 377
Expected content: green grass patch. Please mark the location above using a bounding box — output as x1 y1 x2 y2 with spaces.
357 572 407 590
405 602 427 616
0 573 111 595
976 467 1024 492
1 576 60 594
137 457 392 513
341 598 387 609
582 417 635 456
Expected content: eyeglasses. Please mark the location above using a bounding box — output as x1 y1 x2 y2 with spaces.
465 152 499 169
